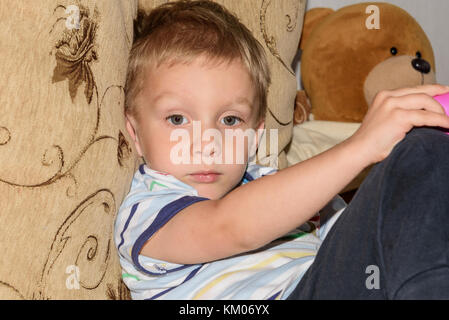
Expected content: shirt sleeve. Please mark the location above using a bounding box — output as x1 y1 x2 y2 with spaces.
242 163 278 184
115 187 209 276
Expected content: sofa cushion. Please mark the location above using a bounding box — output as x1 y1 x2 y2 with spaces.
0 0 139 299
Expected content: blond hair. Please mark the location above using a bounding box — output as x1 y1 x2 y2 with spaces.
125 0 271 121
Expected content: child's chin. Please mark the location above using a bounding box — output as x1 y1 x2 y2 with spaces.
195 186 227 200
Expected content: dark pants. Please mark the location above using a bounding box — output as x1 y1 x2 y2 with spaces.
287 127 449 300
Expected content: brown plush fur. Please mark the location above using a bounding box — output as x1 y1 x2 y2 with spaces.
298 2 436 122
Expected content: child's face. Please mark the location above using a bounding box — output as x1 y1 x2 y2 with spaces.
126 56 265 200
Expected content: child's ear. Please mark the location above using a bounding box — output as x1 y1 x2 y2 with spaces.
125 115 144 157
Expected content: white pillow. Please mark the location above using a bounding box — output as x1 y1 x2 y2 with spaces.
286 120 361 166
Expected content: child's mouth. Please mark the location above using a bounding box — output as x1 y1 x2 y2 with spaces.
189 172 222 183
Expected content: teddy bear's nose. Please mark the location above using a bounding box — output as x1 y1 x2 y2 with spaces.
411 58 431 74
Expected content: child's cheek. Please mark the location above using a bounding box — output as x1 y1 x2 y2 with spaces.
224 134 250 164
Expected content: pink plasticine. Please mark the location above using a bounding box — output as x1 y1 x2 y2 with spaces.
434 92 449 116
433 92 449 135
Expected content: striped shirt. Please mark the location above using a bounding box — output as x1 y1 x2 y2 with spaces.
114 162 346 299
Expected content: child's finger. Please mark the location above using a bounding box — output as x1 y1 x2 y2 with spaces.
385 93 448 115
386 84 449 98
404 109 449 129
373 84 449 108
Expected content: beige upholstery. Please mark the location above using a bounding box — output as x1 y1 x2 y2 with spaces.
0 0 139 299
0 0 305 299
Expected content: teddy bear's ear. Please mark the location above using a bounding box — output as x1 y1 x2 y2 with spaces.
299 8 334 50
294 90 312 124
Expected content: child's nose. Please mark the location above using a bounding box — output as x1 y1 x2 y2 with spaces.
191 126 222 160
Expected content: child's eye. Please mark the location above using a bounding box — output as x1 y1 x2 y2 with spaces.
221 115 243 126
166 114 188 126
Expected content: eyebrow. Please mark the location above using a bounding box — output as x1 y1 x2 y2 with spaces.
148 93 184 113
151 92 181 106
225 97 253 111
152 93 254 113
223 98 255 118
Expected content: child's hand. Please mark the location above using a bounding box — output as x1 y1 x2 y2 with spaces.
348 84 449 165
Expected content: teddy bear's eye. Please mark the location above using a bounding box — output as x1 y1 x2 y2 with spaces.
416 51 422 59
390 47 398 55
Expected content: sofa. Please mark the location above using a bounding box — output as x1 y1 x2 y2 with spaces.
0 0 307 299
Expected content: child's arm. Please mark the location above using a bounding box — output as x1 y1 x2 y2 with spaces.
141 85 449 265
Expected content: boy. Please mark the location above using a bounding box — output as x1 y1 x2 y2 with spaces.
115 0 449 299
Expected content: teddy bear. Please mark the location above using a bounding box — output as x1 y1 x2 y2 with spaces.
294 2 436 123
